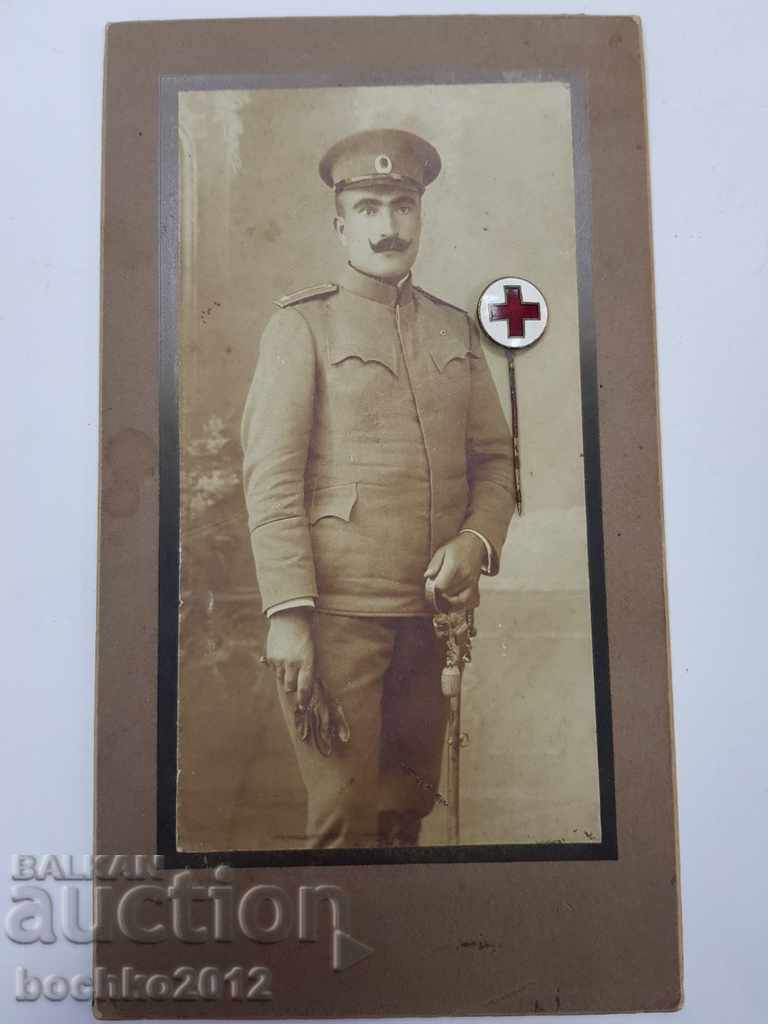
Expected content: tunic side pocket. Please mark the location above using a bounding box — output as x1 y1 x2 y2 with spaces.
309 482 358 524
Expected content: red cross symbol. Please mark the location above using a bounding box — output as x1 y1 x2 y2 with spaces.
490 285 541 338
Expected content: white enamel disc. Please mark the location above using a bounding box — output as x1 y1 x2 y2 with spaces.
477 277 548 350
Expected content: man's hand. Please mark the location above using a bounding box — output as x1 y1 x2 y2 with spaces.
423 533 485 610
265 608 315 706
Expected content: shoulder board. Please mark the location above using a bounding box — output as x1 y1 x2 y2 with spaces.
274 283 339 308
413 285 467 316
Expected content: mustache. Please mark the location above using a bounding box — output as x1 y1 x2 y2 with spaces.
369 235 412 254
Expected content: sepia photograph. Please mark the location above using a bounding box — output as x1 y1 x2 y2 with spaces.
165 77 614 859
91 16 686 1015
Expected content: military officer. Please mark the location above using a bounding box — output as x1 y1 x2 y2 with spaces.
241 128 515 849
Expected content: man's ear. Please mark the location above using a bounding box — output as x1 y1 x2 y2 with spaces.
333 215 347 247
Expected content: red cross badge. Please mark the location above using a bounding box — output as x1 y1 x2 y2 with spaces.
477 277 548 350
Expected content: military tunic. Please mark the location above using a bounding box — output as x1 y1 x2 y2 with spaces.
240 262 515 848
241 263 514 616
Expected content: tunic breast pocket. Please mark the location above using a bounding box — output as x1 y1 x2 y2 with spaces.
428 338 479 406
328 332 398 379
325 345 407 434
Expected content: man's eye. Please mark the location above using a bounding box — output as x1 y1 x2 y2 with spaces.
361 207 377 215
398 206 412 214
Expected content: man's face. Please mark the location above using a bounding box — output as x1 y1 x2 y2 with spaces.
334 184 422 282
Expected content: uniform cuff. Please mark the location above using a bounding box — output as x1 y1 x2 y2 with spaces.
459 528 495 575
265 597 316 618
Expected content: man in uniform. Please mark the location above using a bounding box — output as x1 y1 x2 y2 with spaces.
241 128 514 849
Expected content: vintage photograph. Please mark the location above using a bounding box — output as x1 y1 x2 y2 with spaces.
170 79 612 857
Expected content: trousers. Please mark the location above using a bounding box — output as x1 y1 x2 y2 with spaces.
275 613 448 849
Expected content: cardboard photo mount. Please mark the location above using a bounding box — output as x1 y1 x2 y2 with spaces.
96 15 681 1018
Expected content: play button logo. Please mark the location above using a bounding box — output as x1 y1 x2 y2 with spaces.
332 928 375 972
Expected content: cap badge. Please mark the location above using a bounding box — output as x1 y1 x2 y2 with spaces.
374 154 393 174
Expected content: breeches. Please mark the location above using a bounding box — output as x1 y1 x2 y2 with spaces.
275 613 448 849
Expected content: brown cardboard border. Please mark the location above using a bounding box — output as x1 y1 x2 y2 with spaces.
96 15 681 1017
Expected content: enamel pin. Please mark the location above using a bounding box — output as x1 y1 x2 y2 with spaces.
477 277 549 515
477 276 548 349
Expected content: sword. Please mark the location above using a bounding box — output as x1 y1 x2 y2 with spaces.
425 579 475 845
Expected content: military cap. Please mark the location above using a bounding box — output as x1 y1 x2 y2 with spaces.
319 129 441 194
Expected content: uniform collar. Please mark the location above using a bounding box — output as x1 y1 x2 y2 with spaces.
340 262 414 307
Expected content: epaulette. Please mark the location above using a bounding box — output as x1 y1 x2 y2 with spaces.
413 285 467 315
274 283 338 308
